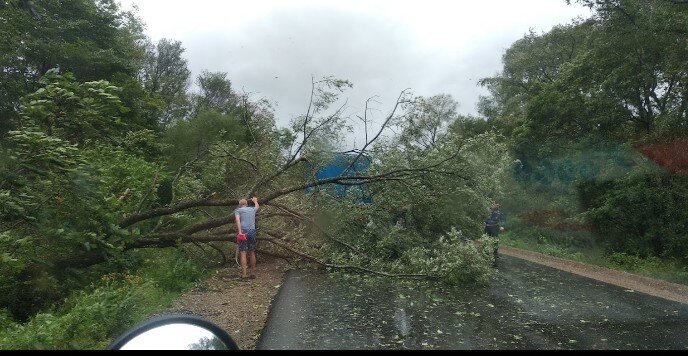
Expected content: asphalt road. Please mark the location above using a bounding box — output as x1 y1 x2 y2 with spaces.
257 254 688 350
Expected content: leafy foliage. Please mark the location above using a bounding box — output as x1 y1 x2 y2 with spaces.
0 0 146 133
480 0 688 266
140 38 191 127
0 72 160 320
0 248 209 350
316 132 512 284
16 70 128 145
579 170 688 260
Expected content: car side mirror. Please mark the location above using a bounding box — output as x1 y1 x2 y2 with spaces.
108 314 239 350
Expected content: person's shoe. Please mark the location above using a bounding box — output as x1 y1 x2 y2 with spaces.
249 274 256 279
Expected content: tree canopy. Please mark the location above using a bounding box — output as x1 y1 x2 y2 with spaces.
1 0 686 342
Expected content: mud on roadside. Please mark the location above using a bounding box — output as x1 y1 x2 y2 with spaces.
165 256 292 350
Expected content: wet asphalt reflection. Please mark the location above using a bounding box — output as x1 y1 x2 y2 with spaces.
256 255 688 350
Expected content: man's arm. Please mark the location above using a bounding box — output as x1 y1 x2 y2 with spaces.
235 213 242 234
252 196 260 212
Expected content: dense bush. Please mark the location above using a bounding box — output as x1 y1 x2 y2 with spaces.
0 247 210 350
579 170 688 261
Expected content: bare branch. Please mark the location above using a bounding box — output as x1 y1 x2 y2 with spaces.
192 241 207 252
206 242 228 265
265 201 368 257
181 215 234 235
119 198 238 228
118 188 131 201
120 146 467 229
357 95 381 145
212 148 259 172
260 152 468 202
288 76 317 164
128 232 234 248
342 89 411 176
246 156 308 198
248 99 349 197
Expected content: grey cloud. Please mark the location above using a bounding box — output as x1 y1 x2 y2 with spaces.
169 6 574 147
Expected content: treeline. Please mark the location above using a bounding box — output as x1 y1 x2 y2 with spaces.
1 0 505 338
473 0 688 263
0 0 266 324
3 0 685 348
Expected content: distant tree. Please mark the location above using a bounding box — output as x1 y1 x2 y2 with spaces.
163 110 248 172
140 38 192 127
482 0 688 153
190 71 237 117
448 114 493 140
478 20 593 157
397 94 459 150
0 0 146 133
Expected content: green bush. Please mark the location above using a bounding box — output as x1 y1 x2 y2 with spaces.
579 170 688 260
137 248 207 292
0 274 160 350
0 247 209 350
604 252 645 272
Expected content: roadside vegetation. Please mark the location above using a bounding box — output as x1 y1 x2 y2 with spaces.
0 0 686 349
477 0 688 285
0 247 214 349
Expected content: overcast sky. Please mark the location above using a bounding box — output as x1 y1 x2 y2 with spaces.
118 0 592 148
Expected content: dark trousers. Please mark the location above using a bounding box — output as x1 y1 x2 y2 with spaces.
485 226 500 258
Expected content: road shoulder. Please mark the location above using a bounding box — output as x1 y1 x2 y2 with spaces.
500 245 688 305
165 256 291 350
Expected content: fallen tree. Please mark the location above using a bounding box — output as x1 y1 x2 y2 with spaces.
1 76 511 321
112 78 511 283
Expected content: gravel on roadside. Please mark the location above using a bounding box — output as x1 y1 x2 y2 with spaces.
165 255 292 350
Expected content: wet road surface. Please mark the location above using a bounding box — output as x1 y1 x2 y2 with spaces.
257 254 688 349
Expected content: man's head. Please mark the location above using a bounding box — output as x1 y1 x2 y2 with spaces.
239 199 248 207
491 201 500 210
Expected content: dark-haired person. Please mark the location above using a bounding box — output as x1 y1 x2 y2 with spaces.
484 201 505 263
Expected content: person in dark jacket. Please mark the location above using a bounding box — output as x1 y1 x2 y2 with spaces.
484 201 505 261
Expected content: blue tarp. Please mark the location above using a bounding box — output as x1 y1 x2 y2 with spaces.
306 151 372 203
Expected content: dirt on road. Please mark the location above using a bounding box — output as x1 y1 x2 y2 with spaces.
166 246 688 349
